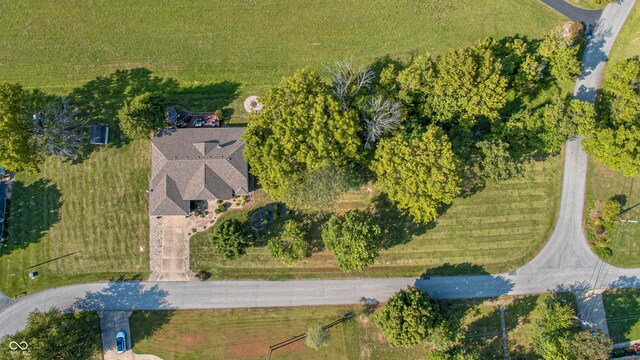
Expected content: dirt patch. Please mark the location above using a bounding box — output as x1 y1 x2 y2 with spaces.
228 339 270 358
174 332 208 346
360 347 371 359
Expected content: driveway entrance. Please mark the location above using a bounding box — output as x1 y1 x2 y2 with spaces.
149 216 191 281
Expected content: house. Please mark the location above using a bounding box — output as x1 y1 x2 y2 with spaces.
149 127 249 216
90 124 109 145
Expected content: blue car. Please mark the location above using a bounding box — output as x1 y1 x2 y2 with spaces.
116 331 126 353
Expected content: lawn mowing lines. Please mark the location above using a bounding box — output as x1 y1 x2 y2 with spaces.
419 225 544 239
379 241 540 257
434 215 546 227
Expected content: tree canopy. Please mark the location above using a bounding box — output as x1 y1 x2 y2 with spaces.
117 92 166 140
375 287 439 347
371 126 460 223
211 219 249 260
305 323 330 350
0 308 101 360
531 296 613 360
0 83 38 172
584 57 640 176
321 210 382 271
538 23 583 81
243 68 362 200
268 219 309 265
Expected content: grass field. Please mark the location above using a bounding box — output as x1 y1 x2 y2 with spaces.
565 0 609 10
191 153 564 279
129 293 569 360
0 1 565 295
0 0 563 123
585 158 640 267
0 141 150 297
604 288 640 343
608 1 640 64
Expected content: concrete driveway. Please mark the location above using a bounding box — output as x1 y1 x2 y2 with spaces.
149 216 191 281
100 311 133 359
100 311 163 360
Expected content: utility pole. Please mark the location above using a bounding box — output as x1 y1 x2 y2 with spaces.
498 306 510 360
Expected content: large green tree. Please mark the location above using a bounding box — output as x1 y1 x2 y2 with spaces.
375 287 438 347
430 46 508 126
0 83 38 172
371 126 460 223
321 210 381 272
584 57 640 176
117 92 166 140
0 308 101 360
243 68 362 200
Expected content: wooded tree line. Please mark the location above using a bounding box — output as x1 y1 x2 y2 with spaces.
243 24 602 227
0 83 166 172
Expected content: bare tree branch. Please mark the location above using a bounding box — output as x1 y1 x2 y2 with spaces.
326 59 373 104
363 95 402 148
32 98 85 161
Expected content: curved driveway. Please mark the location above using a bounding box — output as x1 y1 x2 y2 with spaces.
0 0 638 339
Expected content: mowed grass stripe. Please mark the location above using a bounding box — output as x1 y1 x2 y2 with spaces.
0 141 150 295
192 153 563 277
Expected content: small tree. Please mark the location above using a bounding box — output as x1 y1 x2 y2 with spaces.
211 219 249 260
538 24 582 82
268 219 309 265
322 210 382 272
375 287 438 347
117 92 166 140
531 296 577 360
474 139 521 184
305 323 330 350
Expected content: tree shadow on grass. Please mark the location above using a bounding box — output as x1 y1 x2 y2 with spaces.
371 193 431 249
68 68 240 161
602 285 640 342
0 179 61 257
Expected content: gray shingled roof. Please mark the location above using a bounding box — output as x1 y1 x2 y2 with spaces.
149 127 249 216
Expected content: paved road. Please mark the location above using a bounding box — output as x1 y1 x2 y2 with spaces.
540 0 602 26
0 0 638 340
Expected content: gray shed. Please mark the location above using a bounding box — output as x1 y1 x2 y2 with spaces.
90 124 109 145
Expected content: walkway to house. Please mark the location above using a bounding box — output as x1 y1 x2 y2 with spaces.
149 216 191 281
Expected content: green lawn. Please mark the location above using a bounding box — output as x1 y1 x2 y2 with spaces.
604 288 640 343
565 0 609 10
0 141 150 297
0 0 563 123
129 293 568 359
0 1 566 295
585 158 640 267
608 1 640 64
191 153 564 279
